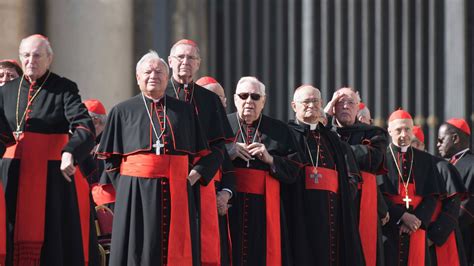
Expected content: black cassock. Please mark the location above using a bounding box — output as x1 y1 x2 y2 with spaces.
227 112 300 266
166 79 234 265
0 110 15 156
285 121 365 266
334 120 388 265
97 94 208 266
0 72 99 266
452 151 474 264
428 157 467 266
380 145 442 266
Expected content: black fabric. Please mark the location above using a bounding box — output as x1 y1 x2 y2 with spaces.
453 151 474 265
285 120 365 266
166 80 233 183
227 113 301 266
0 71 98 265
381 145 442 266
97 93 208 266
0 110 14 157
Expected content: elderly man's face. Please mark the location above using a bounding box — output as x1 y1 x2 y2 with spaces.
0 67 20 86
334 89 359 126
234 81 265 123
168 44 201 82
437 124 457 158
204 83 227 108
388 119 413 147
19 38 52 82
136 59 168 98
292 87 322 124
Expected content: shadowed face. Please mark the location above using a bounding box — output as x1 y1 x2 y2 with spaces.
0 67 20 86
234 81 265 123
388 119 413 147
19 37 53 82
168 44 201 82
334 88 359 126
292 86 322 124
437 124 457 158
136 59 168 99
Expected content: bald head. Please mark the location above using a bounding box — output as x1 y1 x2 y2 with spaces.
204 83 227 108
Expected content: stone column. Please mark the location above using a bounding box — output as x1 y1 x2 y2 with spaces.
45 0 134 111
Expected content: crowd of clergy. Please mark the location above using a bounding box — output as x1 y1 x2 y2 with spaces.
0 34 473 266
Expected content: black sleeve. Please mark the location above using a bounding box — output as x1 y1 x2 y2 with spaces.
61 83 96 163
101 154 122 189
459 195 474 228
193 138 225 185
218 150 235 195
414 195 437 229
377 186 389 217
351 129 388 174
428 195 461 246
78 154 101 184
0 109 15 157
268 128 302 184
385 198 407 225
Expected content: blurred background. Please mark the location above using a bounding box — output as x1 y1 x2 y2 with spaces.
0 0 472 153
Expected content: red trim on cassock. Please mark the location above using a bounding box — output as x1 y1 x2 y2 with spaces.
120 153 192 266
304 166 338 193
387 184 425 266
74 170 91 266
3 132 69 265
359 172 378 266
235 168 280 266
200 170 222 266
431 200 461 266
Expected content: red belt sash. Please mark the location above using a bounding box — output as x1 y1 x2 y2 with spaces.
235 168 280 266
387 184 425 266
304 166 338 193
0 182 6 265
200 170 222 266
4 132 68 265
74 170 91 266
358 171 378 266
91 183 116 206
430 200 461 266
120 153 192 266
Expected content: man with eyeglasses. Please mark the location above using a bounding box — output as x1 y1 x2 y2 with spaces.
167 39 234 266
0 34 99 265
325 87 389 266
226 76 301 266
437 118 474 265
285 84 365 265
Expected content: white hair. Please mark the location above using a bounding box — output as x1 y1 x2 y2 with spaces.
136 50 169 75
236 76 266 95
19 34 54 55
293 85 321 101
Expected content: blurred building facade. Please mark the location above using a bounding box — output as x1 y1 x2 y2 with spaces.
0 0 472 152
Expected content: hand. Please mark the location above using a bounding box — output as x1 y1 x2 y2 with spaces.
381 212 390 226
216 190 231 216
230 142 253 162
399 224 414 235
323 91 344 116
60 152 75 182
247 142 273 165
187 169 201 186
401 212 421 232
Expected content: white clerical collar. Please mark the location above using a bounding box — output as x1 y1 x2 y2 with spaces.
296 119 318 130
144 94 164 103
453 148 470 158
392 143 410 152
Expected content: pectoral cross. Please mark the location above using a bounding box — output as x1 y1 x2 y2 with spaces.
310 170 322 183
153 139 164 155
402 194 412 209
13 131 22 140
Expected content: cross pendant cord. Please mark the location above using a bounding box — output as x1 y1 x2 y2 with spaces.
142 93 167 153
389 144 414 209
236 113 263 167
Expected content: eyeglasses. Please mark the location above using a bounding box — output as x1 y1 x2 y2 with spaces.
171 54 200 62
236 93 262 101
296 98 320 106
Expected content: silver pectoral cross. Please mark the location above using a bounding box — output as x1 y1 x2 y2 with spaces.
402 194 412 209
310 170 323 183
13 131 22 140
153 139 165 155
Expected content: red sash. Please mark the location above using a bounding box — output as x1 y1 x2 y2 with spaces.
304 166 338 193
200 170 222 266
91 183 116 206
235 168 280 266
431 200 461 266
4 132 68 266
120 153 192 266
387 184 425 266
74 170 91 266
0 182 6 265
358 171 378 266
